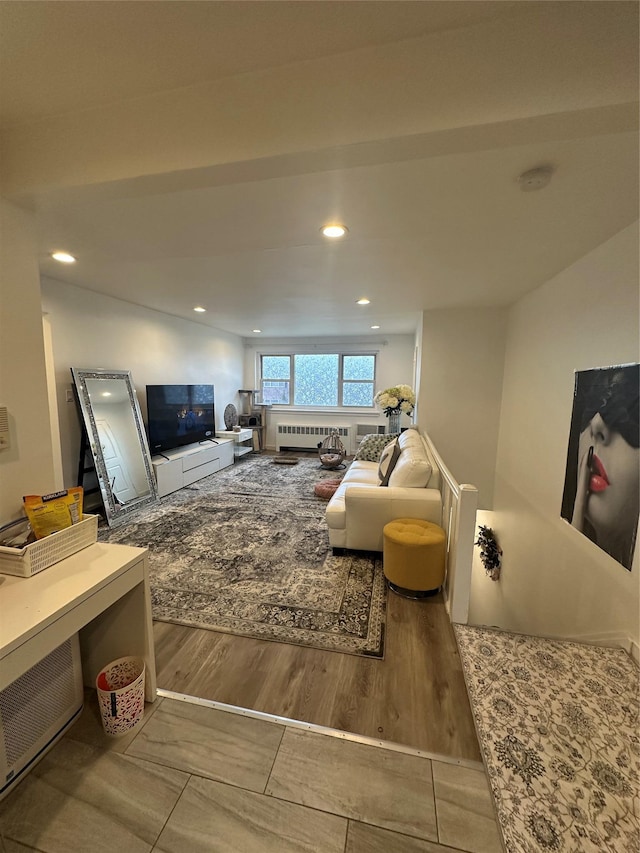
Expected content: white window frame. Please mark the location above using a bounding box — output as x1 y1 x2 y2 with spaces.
259 352 377 409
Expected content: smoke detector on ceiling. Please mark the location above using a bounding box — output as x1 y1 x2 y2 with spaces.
518 165 554 192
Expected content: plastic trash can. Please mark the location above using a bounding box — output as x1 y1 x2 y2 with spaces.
96 656 146 737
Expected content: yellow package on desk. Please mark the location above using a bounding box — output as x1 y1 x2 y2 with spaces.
23 487 84 540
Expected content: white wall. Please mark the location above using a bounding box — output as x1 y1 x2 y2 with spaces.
41 277 244 488
470 223 639 654
243 335 415 450
0 200 58 523
417 308 507 509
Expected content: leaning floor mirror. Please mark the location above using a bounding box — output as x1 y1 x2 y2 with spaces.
71 367 159 526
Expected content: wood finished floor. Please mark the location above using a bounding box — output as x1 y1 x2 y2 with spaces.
153 590 482 763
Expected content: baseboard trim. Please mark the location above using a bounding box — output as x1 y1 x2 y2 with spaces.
469 623 638 665
565 631 638 663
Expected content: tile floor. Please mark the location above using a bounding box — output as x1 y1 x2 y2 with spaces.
0 691 503 853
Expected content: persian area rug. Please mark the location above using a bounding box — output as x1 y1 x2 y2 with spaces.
100 455 386 657
454 624 639 853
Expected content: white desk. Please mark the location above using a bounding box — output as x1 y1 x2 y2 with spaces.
0 543 157 701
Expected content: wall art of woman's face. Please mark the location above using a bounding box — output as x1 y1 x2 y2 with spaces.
561 363 640 571
582 413 639 544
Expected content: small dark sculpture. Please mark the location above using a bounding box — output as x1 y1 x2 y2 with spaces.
475 525 502 581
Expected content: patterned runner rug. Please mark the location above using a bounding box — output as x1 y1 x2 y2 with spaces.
454 624 639 853
100 455 386 657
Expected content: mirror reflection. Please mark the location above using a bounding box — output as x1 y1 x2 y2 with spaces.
71 368 159 526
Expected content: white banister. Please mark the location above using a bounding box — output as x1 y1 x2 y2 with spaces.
422 433 478 624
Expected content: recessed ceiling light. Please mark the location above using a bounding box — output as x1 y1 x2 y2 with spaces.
101 392 112 397
356 298 370 305
321 224 348 238
193 306 206 313
371 325 380 329
51 251 76 263
252 329 262 333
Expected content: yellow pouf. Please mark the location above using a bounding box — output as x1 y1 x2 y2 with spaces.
383 518 446 598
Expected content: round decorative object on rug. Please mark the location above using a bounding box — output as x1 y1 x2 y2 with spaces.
223 403 238 430
273 456 299 465
314 479 342 499
318 430 346 470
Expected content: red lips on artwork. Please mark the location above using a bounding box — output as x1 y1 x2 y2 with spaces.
589 453 610 493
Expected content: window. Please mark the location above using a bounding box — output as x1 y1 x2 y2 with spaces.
260 353 375 407
342 355 375 406
294 354 338 406
261 355 290 404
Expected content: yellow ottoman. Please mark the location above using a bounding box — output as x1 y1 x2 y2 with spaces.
383 518 446 598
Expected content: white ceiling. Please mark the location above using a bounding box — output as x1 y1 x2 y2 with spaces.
2 1 638 340
0 1 519 128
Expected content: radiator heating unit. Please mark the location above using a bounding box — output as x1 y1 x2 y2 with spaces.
276 425 352 453
0 634 84 800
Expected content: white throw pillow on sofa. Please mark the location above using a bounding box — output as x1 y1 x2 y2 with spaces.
378 439 402 486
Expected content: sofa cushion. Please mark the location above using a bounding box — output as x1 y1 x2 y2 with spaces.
387 453 431 488
394 428 442 488
387 435 432 488
398 428 423 451
342 460 381 485
355 433 399 462
378 439 402 486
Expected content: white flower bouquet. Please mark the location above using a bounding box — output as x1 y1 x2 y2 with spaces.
374 384 416 417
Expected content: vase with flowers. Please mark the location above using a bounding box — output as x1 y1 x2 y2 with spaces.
374 385 416 433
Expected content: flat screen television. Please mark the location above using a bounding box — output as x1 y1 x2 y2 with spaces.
146 384 216 453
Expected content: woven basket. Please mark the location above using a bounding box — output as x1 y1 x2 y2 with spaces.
0 515 98 578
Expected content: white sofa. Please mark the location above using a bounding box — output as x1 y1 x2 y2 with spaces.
325 427 443 552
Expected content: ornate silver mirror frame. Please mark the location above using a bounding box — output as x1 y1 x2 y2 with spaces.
71 367 158 526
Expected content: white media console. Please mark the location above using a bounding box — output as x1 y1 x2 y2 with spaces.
151 438 234 497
